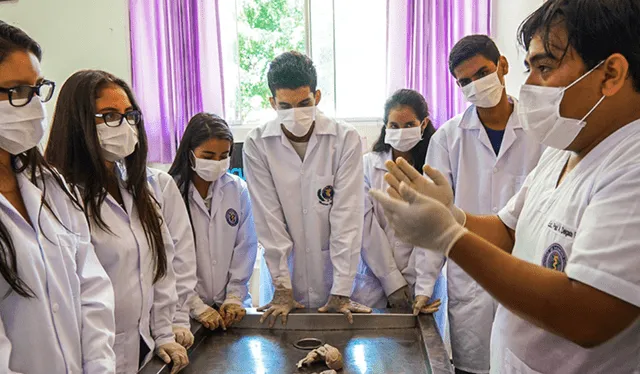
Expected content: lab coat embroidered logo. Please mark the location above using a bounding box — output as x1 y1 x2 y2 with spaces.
542 243 567 272
317 185 334 206
226 208 239 227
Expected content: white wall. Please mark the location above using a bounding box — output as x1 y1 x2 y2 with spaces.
492 0 544 98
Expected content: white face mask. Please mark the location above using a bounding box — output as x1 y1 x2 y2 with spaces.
191 152 230 182
277 106 316 137
384 126 423 152
96 122 139 162
517 61 605 150
461 66 505 108
0 99 46 155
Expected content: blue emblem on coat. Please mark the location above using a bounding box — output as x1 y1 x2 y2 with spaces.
225 208 239 227
317 185 334 206
542 243 567 272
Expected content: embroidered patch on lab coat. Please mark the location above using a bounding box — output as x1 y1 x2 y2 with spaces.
317 185 334 206
542 243 567 272
225 208 239 227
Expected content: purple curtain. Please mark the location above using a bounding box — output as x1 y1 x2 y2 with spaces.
130 0 225 163
405 0 491 127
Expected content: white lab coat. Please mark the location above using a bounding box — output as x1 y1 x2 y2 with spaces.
0 169 116 374
185 172 257 307
147 168 199 328
351 150 446 308
493 121 640 374
90 166 178 373
243 110 363 308
426 100 545 373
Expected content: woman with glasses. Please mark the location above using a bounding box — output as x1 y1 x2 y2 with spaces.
45 70 189 373
0 22 117 373
168 113 258 329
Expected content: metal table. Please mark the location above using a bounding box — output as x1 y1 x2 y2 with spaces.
140 309 453 374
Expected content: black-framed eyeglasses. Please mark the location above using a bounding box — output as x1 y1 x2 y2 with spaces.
95 110 142 128
0 80 56 107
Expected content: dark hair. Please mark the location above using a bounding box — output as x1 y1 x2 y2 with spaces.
448 35 500 76
518 0 640 92
168 113 233 237
45 70 168 283
372 89 436 172
267 51 317 97
0 21 81 298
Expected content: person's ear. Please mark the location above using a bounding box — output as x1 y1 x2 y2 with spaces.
601 53 629 97
420 118 429 132
499 55 509 77
314 90 322 106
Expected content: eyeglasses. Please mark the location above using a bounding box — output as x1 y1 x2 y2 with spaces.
0 80 55 107
95 110 142 127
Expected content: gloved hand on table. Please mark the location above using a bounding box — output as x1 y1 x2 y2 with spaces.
258 285 305 328
172 325 194 349
412 295 442 316
369 182 468 257
220 301 247 328
387 285 412 309
156 341 189 374
318 295 372 324
189 296 226 331
384 158 466 225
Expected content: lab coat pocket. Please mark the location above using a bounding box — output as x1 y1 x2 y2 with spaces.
313 174 335 212
503 348 543 374
56 233 81 299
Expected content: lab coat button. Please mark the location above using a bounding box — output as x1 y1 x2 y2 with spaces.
303 209 308 214
306 248 311 253
52 303 59 313
492 207 498 213
213 260 217 265
300 169 305 175
493 167 498 173
309 288 313 293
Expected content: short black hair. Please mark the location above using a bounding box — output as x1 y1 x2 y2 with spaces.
518 0 640 92
0 20 42 64
267 51 317 97
448 35 500 76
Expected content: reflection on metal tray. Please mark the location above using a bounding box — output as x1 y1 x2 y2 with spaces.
139 309 453 374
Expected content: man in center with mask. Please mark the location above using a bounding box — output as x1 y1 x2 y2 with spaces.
244 51 371 327
425 35 545 374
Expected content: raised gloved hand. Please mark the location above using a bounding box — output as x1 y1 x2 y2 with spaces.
387 285 412 309
156 341 189 374
412 295 442 316
172 326 194 349
220 302 247 328
258 286 305 328
318 295 372 324
369 182 468 257
384 158 466 225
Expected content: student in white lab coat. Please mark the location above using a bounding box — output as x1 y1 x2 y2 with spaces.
372 1 640 372
0 21 116 374
352 89 444 316
168 112 258 329
45 70 189 374
244 51 371 327
423 35 545 374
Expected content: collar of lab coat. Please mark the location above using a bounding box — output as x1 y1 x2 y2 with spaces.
372 150 393 172
457 96 521 131
189 172 235 216
260 109 337 138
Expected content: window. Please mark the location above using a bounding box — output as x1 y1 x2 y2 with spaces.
219 0 387 125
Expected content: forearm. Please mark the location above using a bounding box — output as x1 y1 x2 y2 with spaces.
464 214 515 253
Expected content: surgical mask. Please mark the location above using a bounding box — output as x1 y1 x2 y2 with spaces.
96 122 139 162
277 106 316 137
0 99 46 155
461 66 505 108
518 61 605 150
384 126 423 152
191 152 230 182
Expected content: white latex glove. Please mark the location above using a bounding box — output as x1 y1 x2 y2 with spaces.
258 285 305 328
220 302 247 328
387 285 412 308
172 326 194 349
412 295 442 316
156 342 189 374
384 157 466 225
318 295 372 324
369 182 468 257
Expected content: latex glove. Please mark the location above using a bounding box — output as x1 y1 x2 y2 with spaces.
196 306 226 331
318 295 372 324
384 158 466 225
156 342 189 374
369 182 468 256
220 303 247 327
172 326 194 349
412 295 442 316
387 285 412 309
257 286 305 328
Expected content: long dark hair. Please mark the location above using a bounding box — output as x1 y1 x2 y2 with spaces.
372 89 436 172
0 21 82 297
45 70 167 283
168 113 234 237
